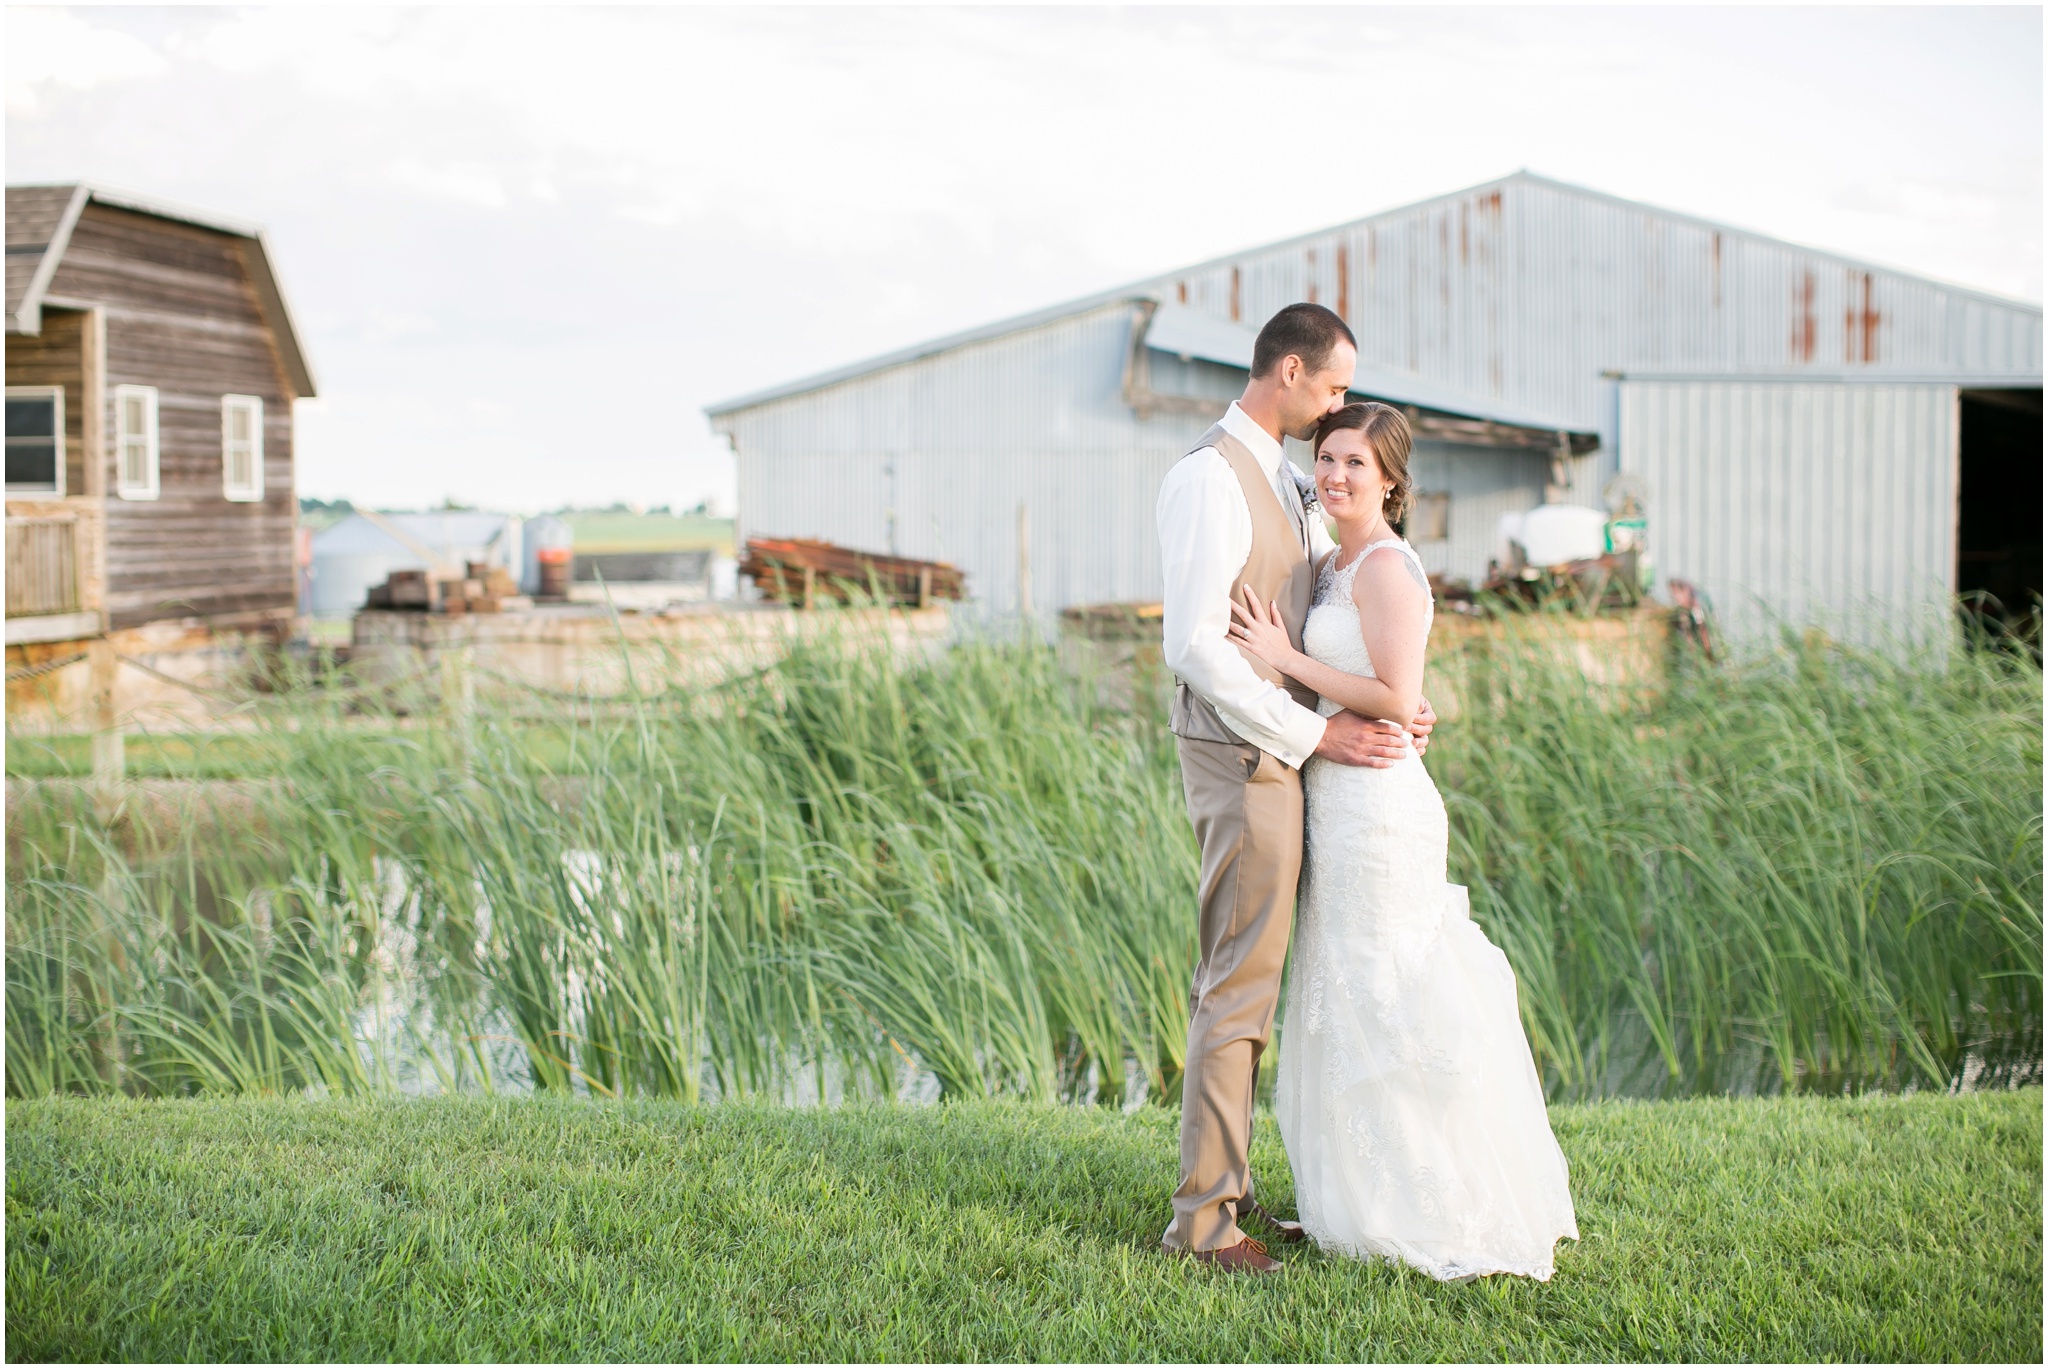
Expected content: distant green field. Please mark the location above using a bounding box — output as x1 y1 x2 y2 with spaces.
5 1090 2038 1362
563 512 734 554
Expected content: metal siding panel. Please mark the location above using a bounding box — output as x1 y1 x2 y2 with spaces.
1406 440 1548 585
1817 385 1841 622
726 302 1217 616
1750 384 1781 618
1801 386 1823 625
1621 377 1957 648
1878 387 1904 615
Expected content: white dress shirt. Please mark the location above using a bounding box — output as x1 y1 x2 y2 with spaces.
1157 402 1338 768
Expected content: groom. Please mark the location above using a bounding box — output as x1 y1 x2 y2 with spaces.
1155 302 1434 1272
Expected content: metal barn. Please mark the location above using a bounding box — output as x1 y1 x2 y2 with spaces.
708 172 2041 641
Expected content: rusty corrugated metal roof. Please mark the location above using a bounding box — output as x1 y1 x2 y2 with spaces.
707 170 2042 428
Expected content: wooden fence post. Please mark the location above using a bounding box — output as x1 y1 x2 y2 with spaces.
88 637 122 818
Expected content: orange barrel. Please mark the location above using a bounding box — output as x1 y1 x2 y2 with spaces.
536 546 572 600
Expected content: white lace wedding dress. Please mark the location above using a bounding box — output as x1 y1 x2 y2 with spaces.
1275 538 1578 1281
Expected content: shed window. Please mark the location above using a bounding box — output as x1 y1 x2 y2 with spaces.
115 384 159 501
5 386 65 496
1409 491 1450 543
222 394 263 502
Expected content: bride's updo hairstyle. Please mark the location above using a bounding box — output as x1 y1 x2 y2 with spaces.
1314 401 1415 524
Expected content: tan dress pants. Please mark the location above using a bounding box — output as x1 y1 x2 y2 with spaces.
1160 734 1304 1253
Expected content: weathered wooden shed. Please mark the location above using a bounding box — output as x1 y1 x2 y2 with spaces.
6 183 316 657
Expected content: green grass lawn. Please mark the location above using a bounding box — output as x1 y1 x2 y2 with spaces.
4 725 590 780
7 1090 2038 1362
5 732 290 780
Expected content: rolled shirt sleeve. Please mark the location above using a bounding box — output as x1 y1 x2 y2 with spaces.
1157 448 1330 769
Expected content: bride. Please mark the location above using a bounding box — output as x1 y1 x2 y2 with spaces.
1228 401 1578 1282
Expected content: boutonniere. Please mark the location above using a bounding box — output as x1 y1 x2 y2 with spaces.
1289 465 1320 515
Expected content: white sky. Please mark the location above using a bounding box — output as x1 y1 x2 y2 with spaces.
7 4 2041 513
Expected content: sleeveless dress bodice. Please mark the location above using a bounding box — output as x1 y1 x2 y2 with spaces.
1302 538 1434 720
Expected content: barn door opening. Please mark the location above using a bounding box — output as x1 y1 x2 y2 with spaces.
1956 387 2043 639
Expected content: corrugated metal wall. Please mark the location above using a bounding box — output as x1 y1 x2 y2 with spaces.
1619 378 1958 646
1407 441 1551 583
729 302 1218 614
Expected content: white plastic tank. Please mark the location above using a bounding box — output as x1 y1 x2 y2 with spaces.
1498 505 1609 569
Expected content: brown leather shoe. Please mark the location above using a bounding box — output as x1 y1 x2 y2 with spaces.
1240 1196 1308 1244
1183 1236 1281 1274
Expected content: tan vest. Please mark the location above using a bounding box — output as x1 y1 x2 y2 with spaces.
1168 422 1320 744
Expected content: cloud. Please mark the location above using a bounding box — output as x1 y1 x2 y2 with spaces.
357 309 437 344
1832 179 2003 228
388 156 507 210
5 7 167 115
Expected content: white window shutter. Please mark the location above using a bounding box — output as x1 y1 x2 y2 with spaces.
115 385 159 500
222 395 263 501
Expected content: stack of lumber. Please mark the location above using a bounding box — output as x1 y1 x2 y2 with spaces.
444 561 527 615
364 569 428 610
363 562 533 615
740 538 964 607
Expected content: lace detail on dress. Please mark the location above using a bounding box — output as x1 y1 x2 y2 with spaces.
1277 537 1577 1283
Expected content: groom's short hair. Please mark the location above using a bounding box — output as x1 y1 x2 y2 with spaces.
1251 303 1356 379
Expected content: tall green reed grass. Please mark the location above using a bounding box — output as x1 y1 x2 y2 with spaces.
6 607 2039 1103
1440 618 2041 1095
